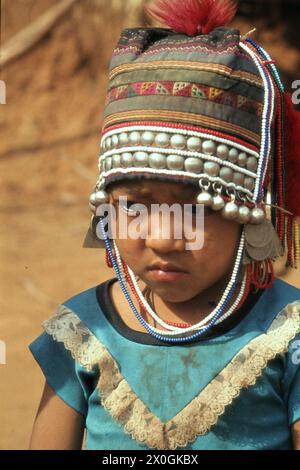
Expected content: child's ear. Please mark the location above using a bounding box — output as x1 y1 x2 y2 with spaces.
82 216 105 248
82 224 106 248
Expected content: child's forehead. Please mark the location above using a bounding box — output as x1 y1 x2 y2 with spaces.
108 180 198 200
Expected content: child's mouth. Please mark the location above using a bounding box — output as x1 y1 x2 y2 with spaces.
147 262 187 282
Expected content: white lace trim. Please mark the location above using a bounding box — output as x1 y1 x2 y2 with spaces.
43 300 300 450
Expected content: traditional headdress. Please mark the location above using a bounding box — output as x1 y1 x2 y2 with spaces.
83 0 300 343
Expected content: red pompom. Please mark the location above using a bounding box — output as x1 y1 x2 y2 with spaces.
145 0 237 36
284 92 300 218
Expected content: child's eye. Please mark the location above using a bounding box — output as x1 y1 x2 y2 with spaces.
119 200 141 216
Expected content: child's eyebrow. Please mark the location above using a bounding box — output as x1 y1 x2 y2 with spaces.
113 187 198 200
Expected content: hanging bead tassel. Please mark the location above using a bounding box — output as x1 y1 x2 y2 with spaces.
249 259 274 289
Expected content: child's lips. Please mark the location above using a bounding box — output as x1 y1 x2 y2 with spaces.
147 263 187 281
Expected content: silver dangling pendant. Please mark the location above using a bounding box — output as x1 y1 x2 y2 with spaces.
250 206 266 225
244 219 284 263
197 179 213 207
222 193 239 221
89 189 109 214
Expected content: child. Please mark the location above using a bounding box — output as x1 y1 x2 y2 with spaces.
29 0 300 450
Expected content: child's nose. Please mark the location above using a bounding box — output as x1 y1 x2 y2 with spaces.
144 212 186 253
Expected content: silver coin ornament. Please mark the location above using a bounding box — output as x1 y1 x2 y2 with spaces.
245 220 273 248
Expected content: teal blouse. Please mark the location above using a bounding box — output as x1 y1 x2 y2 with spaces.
29 277 300 450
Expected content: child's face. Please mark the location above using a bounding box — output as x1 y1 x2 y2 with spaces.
108 179 242 302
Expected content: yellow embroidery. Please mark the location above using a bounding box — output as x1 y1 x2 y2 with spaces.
43 300 300 450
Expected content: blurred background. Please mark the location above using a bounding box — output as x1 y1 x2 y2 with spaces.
0 0 300 449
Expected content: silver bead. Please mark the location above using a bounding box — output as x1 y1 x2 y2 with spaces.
244 177 255 191
197 192 213 207
219 167 233 182
112 155 121 168
129 131 141 145
167 155 185 170
212 195 225 211
233 172 244 186
89 193 97 206
141 131 155 146
237 205 251 224
89 202 97 214
134 152 149 167
204 161 220 176
217 144 229 160
250 207 265 224
121 153 134 168
187 137 202 152
228 148 238 163
238 152 247 167
111 135 119 148
184 157 203 173
106 157 112 171
155 133 170 147
119 132 129 146
222 202 239 220
95 190 109 204
105 137 112 151
202 140 217 155
246 157 258 172
170 134 186 149
149 153 167 169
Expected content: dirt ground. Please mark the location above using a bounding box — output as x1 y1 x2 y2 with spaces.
1 1 300 450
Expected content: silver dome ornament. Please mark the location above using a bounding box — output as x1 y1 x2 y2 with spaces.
238 152 247 167
219 167 233 182
129 131 141 145
202 140 217 155
105 137 112 151
111 135 119 148
89 192 98 206
222 201 239 220
204 161 220 177
141 131 155 146
237 205 251 224
134 152 149 167
167 155 185 170
119 132 129 146
149 153 167 169
246 157 258 172
106 157 112 171
184 157 203 173
121 153 134 168
244 177 255 191
197 192 213 207
89 202 97 214
228 148 238 163
250 207 266 224
212 194 225 211
112 155 121 168
170 134 186 149
187 137 202 152
95 190 109 204
233 172 244 186
155 133 170 147
216 144 229 160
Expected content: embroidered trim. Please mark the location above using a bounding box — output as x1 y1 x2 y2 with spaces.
42 306 104 371
43 300 300 450
103 110 260 146
105 81 263 118
109 61 263 88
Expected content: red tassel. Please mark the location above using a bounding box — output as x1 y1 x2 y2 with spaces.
284 92 300 219
145 0 237 36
